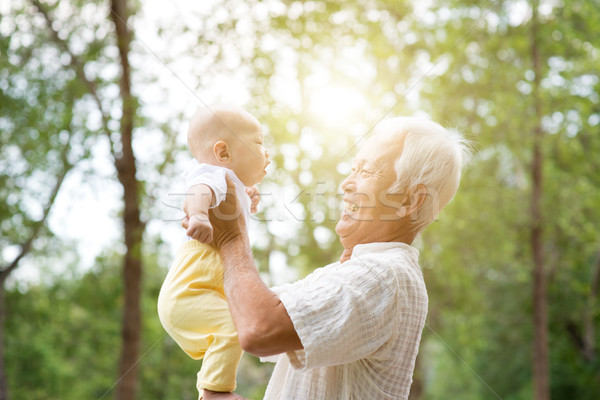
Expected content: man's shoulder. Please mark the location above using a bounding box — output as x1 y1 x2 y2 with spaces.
351 243 420 272
351 244 427 298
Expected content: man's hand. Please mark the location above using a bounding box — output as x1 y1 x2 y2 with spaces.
209 176 248 249
245 185 260 213
186 213 213 243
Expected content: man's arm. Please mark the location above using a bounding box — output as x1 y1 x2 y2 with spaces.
220 238 303 357
207 177 303 357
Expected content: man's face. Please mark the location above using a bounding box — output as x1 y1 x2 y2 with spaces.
335 132 407 250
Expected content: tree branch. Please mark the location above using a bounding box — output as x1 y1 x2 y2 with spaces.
0 144 73 285
29 0 117 159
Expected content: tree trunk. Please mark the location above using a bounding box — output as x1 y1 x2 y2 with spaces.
530 2 550 399
109 1 144 399
0 269 15 400
583 247 600 363
0 284 7 400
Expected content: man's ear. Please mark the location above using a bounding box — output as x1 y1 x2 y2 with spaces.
213 140 230 163
396 184 427 218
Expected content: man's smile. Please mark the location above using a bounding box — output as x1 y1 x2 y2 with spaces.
343 199 359 215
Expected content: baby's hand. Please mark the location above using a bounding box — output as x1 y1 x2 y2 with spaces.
246 185 260 214
187 213 213 243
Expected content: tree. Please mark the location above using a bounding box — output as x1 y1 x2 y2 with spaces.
529 2 549 398
0 3 95 396
415 0 600 398
24 0 144 398
107 1 144 398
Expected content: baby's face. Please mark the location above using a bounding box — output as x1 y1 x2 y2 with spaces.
228 126 270 187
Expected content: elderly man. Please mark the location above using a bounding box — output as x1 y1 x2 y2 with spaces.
199 117 469 399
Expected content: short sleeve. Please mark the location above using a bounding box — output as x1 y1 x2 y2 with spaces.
272 259 398 370
183 162 228 207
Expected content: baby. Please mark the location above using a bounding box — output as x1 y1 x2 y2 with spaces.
158 105 270 400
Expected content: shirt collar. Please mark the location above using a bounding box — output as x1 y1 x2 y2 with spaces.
351 241 419 263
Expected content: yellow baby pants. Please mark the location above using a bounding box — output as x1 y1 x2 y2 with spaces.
157 240 243 395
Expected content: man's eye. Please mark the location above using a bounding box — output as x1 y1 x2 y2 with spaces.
361 169 374 177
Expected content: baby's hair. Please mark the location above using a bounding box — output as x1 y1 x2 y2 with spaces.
377 117 472 232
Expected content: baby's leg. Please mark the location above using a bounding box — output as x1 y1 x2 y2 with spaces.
157 244 226 359
160 282 244 397
158 244 243 398
197 331 243 392
196 295 243 394
157 275 215 360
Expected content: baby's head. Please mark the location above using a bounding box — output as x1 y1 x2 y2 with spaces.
188 105 270 187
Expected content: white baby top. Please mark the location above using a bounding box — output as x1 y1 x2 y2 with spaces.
264 242 428 400
183 161 251 228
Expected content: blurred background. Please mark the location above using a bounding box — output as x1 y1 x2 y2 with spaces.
1 0 599 399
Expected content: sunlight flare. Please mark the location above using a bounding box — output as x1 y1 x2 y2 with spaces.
309 85 367 125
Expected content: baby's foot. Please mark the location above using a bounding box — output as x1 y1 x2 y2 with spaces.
202 389 250 400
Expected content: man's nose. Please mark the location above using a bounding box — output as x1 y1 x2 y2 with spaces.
341 174 354 192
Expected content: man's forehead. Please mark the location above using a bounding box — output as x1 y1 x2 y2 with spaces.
354 133 404 165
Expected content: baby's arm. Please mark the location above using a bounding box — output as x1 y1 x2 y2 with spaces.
183 184 215 243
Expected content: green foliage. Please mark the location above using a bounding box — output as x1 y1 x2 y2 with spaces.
414 0 600 398
242 0 424 277
4 244 270 399
5 254 121 399
2 0 599 399
0 0 106 261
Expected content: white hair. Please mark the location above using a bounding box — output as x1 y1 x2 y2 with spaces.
376 117 472 233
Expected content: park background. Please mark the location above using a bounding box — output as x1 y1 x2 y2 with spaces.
1 0 599 399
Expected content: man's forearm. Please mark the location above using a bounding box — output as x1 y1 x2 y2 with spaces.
221 238 303 357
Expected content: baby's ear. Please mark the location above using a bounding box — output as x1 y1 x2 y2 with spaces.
213 140 230 162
